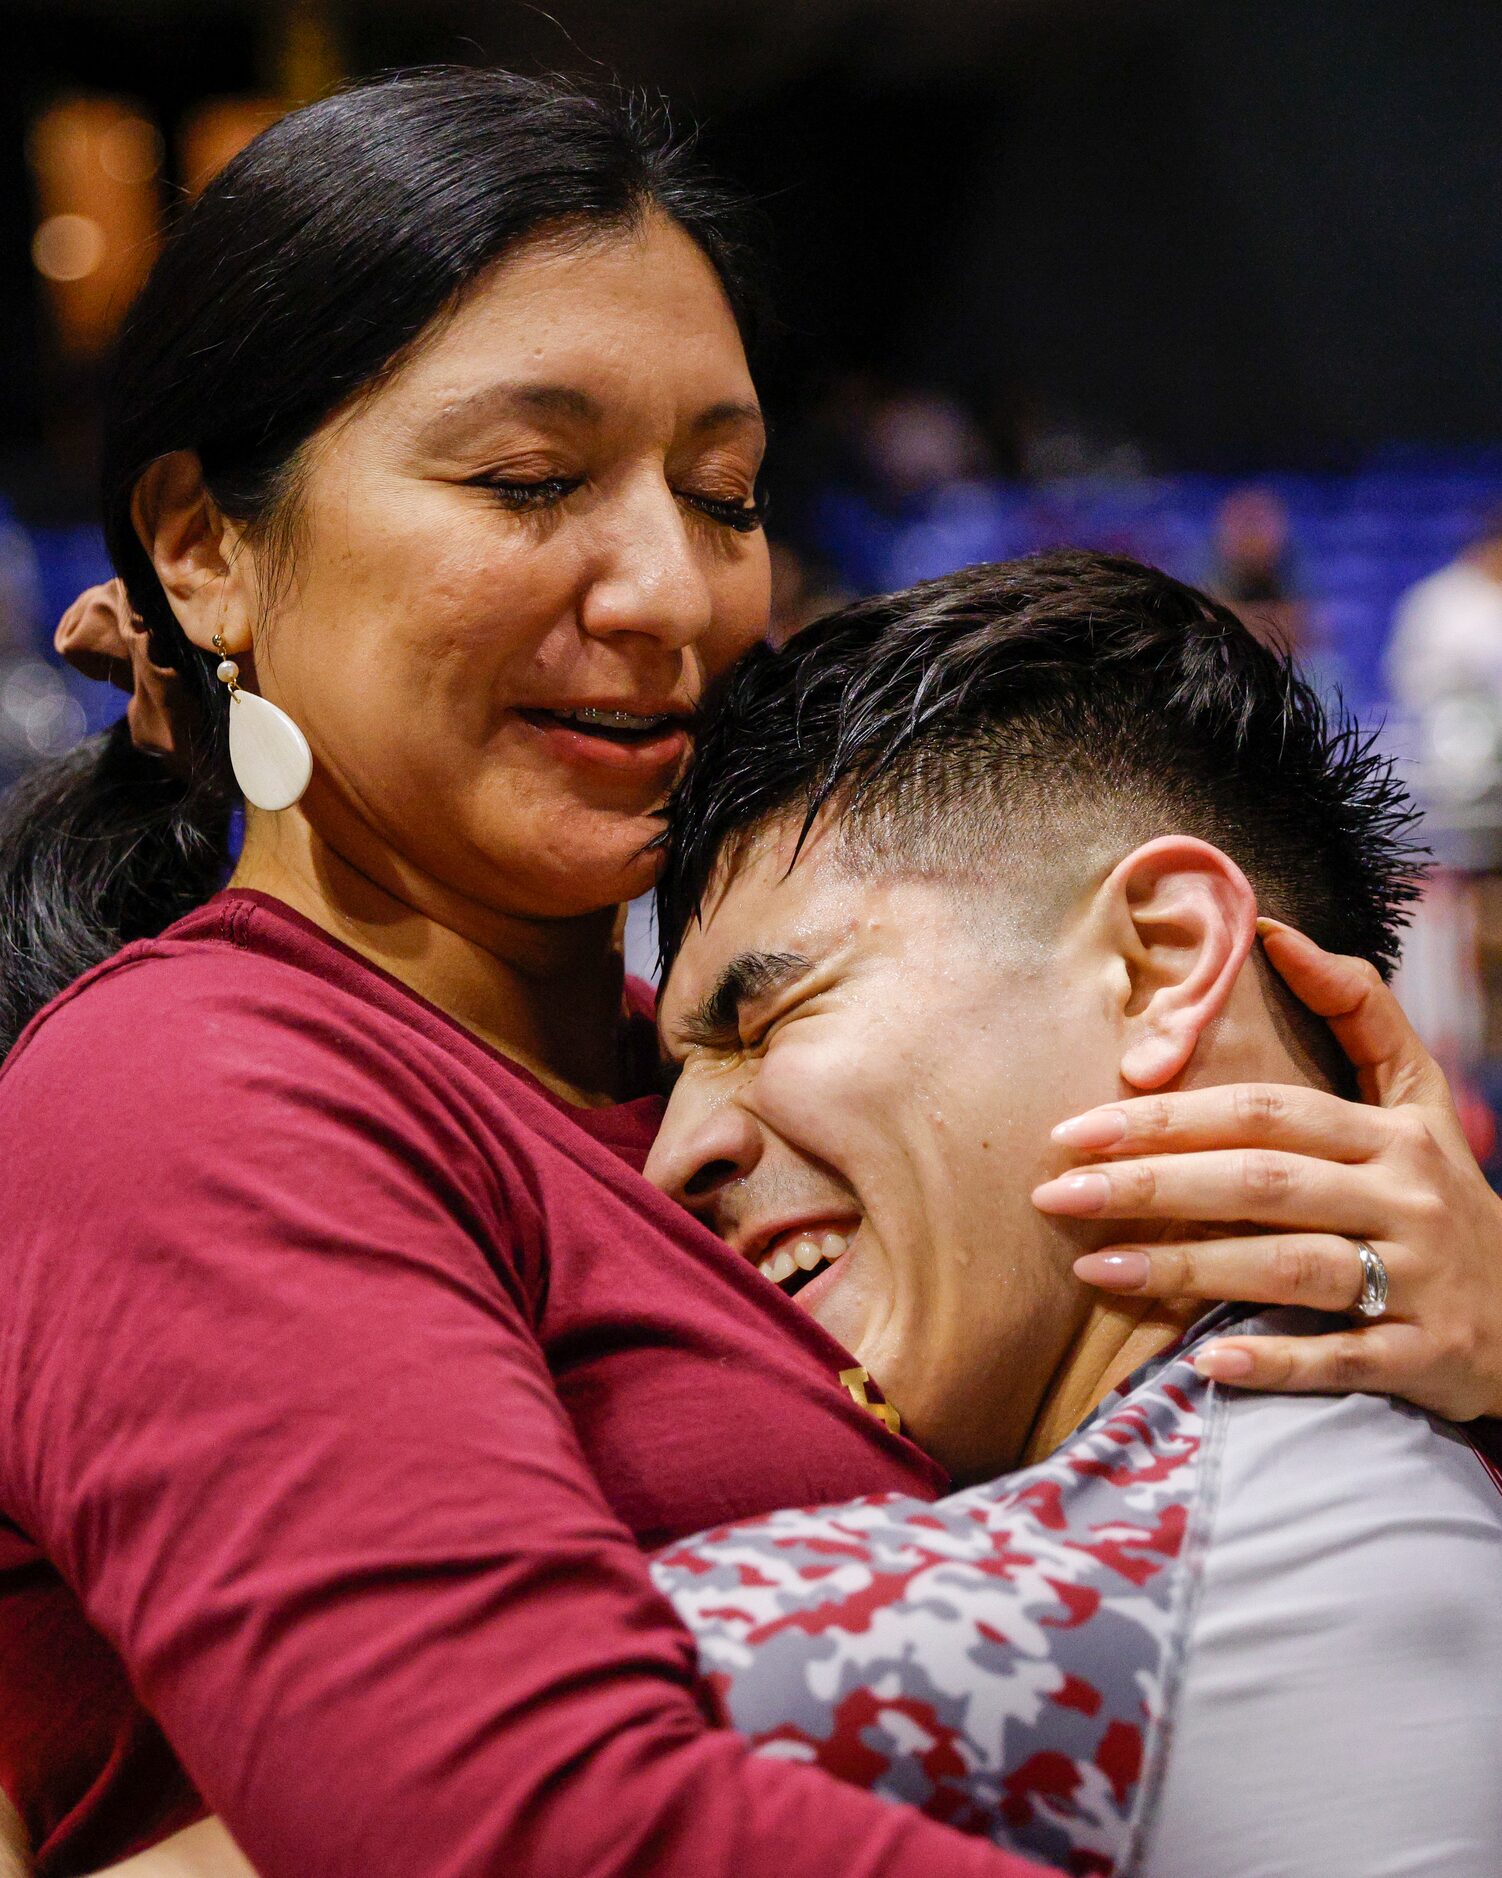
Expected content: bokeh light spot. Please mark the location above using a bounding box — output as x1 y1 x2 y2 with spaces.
32 213 107 282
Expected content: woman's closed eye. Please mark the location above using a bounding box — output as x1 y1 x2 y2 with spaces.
475 473 766 534
680 489 767 534
478 473 584 513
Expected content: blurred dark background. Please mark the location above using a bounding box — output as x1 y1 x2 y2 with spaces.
5 0 1502 1155
7 0 1502 491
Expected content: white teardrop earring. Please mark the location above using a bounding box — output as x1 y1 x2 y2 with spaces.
213 634 312 812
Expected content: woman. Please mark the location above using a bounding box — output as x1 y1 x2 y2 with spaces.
0 67 1498 1878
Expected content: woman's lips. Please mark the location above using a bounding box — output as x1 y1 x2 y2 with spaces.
516 707 691 777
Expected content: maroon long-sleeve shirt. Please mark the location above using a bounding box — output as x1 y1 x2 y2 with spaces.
0 890 1050 1878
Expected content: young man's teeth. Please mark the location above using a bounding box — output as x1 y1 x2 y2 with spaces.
757 1231 851 1287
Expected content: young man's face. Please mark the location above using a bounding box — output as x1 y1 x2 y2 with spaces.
648 817 1126 1479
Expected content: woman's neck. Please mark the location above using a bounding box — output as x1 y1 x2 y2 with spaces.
232 812 632 1108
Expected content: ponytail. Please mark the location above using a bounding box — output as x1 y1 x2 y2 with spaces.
0 718 232 1055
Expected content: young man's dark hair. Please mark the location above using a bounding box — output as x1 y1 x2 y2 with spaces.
657 551 1423 1006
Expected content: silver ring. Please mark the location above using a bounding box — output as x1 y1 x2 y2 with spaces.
1353 1240 1389 1320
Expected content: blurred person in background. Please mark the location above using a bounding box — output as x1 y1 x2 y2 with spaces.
1386 506 1502 722
861 388 993 511
1208 484 1306 655
1384 510 1502 1162
2 64 1502 1878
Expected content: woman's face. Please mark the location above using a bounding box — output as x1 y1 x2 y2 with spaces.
238 212 770 919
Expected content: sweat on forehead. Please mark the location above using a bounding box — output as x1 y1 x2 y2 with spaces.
654 549 1422 979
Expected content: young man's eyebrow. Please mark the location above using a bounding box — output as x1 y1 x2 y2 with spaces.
676 950 812 1050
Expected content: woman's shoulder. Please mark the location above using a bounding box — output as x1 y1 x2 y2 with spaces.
0 890 519 1164
0 891 557 1329
0 890 607 1213
5 891 378 1072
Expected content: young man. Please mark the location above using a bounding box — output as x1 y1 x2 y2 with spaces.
20 556 1502 1878
645 550 1502 1876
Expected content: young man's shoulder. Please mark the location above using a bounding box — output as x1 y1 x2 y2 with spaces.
1142 1372 1502 1877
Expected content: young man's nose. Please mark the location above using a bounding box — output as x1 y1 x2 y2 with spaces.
646 1089 762 1218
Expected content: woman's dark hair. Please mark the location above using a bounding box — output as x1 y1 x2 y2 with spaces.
0 65 766 1054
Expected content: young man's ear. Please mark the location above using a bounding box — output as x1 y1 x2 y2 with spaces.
131 450 255 656
1099 835 1258 1090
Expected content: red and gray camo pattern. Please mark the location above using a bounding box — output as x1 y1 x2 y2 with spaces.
652 1308 1259 1876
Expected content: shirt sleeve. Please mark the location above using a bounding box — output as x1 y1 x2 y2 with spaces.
0 969 1047 1878
0 1534 205 1870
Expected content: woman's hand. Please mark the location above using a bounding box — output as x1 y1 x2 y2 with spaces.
1036 919 1502 1421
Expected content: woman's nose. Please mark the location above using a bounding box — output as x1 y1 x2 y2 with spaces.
579 486 715 652
645 1084 762 1218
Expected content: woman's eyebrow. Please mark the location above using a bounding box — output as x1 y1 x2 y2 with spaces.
415 381 604 447
690 399 766 437
417 386 763 451
677 950 812 1050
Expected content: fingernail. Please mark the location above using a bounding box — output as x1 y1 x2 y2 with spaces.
1194 1344 1255 1383
1051 1108 1128 1150
1032 1171 1111 1215
1073 1250 1151 1290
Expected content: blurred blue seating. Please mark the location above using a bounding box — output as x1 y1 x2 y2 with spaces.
19 525 122 736
808 453 1502 716
31 524 114 635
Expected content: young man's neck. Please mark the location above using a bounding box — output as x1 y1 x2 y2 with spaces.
232 808 630 1107
1021 1290 1204 1465
1021 977 1334 1461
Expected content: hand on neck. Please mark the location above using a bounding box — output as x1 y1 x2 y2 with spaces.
1022 949 1332 1465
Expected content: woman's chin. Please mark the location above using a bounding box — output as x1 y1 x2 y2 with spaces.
528 822 664 918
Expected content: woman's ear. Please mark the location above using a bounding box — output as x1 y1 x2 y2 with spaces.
131 451 255 656
1102 835 1258 1091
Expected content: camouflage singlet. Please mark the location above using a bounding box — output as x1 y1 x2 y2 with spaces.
649 1308 1375 1876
